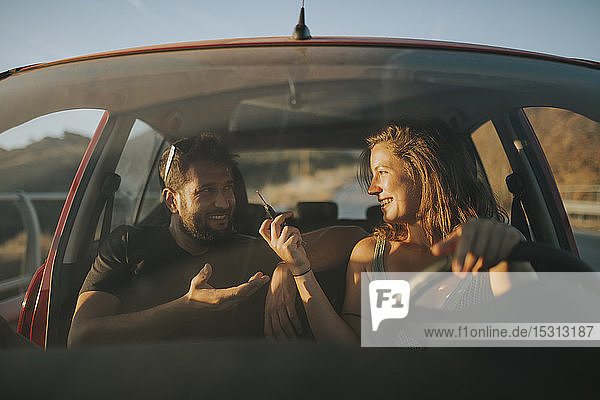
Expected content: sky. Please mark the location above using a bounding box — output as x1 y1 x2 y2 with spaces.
1 0 599 148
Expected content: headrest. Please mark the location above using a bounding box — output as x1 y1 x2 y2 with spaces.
246 203 267 220
295 202 338 222
234 203 267 237
366 205 383 224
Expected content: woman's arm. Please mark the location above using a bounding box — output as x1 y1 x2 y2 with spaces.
431 218 536 296
259 213 366 343
338 237 376 337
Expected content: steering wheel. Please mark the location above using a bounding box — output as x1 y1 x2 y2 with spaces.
368 241 596 347
407 240 593 305
506 241 593 272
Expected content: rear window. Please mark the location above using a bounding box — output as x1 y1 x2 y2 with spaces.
239 149 377 220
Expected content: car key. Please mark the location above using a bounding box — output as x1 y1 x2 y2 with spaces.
256 190 278 219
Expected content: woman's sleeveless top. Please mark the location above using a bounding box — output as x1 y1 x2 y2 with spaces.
369 236 493 310
371 236 387 274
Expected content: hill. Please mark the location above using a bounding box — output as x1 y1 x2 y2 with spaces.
526 108 600 191
0 132 90 192
0 132 90 241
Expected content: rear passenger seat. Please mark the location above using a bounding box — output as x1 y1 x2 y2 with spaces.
293 201 381 233
365 205 383 232
294 201 338 232
234 203 266 237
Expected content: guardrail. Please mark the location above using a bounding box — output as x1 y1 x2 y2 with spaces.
563 200 600 216
0 190 138 298
559 185 600 202
0 191 67 297
559 185 600 228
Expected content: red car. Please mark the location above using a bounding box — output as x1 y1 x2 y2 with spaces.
0 32 598 353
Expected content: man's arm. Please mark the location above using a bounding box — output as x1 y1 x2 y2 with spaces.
68 263 269 347
260 216 363 343
264 225 368 339
68 291 189 346
303 225 369 273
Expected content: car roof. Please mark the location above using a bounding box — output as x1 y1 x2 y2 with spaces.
1 36 599 149
4 37 600 74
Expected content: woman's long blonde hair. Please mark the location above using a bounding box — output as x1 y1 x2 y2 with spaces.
359 123 506 245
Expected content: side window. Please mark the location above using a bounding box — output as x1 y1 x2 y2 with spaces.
0 109 103 304
111 120 164 229
524 108 600 254
136 142 168 225
471 120 513 217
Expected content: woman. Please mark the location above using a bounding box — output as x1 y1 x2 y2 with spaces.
260 123 529 343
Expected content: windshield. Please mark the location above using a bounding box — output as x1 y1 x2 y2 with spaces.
2 43 599 352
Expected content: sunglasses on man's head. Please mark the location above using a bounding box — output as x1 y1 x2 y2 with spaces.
163 138 197 184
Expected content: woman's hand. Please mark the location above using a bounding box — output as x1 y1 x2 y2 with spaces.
259 212 311 275
431 218 525 276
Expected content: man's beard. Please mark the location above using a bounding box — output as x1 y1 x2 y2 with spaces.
179 210 233 243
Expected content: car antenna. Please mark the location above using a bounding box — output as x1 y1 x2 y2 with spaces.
292 0 311 40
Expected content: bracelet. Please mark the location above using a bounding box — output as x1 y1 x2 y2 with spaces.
292 268 312 277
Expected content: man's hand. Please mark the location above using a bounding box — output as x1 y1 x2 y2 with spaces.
264 262 303 340
431 218 525 276
186 263 270 311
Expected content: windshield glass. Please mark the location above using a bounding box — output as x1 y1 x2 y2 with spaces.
3 44 599 351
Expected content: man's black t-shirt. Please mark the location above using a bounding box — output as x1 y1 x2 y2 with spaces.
80 225 280 340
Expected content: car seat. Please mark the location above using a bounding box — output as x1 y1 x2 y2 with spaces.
366 205 383 231
295 201 338 232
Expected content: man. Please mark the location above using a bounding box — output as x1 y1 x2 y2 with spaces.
68 134 278 345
